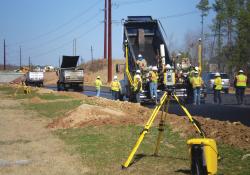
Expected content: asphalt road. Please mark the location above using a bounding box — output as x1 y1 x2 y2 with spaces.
45 85 250 127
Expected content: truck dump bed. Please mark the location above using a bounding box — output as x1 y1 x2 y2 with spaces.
124 16 171 73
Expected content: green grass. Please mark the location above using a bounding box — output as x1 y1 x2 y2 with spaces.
37 93 72 100
24 100 82 118
55 125 250 175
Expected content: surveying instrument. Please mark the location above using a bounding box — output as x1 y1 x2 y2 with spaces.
121 88 218 175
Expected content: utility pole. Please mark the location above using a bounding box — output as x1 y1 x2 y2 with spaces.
107 0 112 82
91 45 93 63
104 0 107 60
19 46 22 69
59 56 61 67
29 56 31 70
3 39 6 70
73 39 76 56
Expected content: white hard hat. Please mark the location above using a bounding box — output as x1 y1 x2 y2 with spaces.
148 66 152 70
97 76 100 79
113 75 118 80
165 64 171 69
215 72 220 77
135 74 141 79
194 66 199 71
138 54 142 58
152 66 158 71
239 70 244 73
136 70 141 74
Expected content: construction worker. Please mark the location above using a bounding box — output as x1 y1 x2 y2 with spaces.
234 70 247 105
133 70 141 82
191 71 203 105
111 75 122 100
95 76 102 97
213 72 222 104
136 54 147 71
187 66 196 103
133 74 142 103
149 66 158 103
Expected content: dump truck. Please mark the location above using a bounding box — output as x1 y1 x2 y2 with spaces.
25 71 44 87
121 16 192 103
57 56 84 91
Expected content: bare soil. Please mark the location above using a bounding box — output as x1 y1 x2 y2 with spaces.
0 92 89 175
49 92 250 150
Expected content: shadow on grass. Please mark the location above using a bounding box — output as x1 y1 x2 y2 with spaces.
128 153 189 168
174 169 190 174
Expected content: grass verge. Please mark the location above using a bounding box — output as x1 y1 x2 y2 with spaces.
55 125 250 175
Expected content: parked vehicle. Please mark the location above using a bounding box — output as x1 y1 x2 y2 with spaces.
57 56 84 92
25 71 44 87
202 72 230 93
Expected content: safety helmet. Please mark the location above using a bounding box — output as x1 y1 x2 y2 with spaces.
152 66 158 71
136 70 141 74
97 76 100 79
138 54 142 58
215 72 220 77
113 75 118 80
148 66 152 70
194 66 199 71
135 74 141 79
165 64 171 69
239 70 244 73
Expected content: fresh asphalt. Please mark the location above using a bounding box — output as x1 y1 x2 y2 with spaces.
45 85 250 127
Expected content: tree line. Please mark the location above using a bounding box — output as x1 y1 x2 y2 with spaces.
197 0 250 75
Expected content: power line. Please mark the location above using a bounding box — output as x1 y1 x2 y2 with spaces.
24 11 102 51
12 0 102 46
29 22 102 59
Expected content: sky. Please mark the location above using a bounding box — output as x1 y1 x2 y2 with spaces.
0 0 215 67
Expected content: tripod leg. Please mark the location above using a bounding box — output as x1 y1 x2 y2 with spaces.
173 94 206 138
154 97 170 156
122 92 168 168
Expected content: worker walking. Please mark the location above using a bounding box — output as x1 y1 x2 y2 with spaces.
111 75 122 100
234 70 247 105
213 72 222 104
149 66 159 103
95 76 102 97
191 71 203 105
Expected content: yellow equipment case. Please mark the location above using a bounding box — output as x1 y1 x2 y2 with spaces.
187 138 218 175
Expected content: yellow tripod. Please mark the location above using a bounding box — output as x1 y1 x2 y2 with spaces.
122 91 206 168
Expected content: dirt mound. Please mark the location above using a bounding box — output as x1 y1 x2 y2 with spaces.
48 104 127 129
44 72 57 86
165 115 250 150
47 91 250 150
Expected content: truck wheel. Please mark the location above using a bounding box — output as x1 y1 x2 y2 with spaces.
224 89 229 94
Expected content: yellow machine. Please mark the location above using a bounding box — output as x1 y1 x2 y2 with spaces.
121 91 218 175
187 138 218 175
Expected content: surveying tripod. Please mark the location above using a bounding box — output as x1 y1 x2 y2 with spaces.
121 91 206 168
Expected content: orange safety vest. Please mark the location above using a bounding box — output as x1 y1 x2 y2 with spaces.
236 74 247 87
